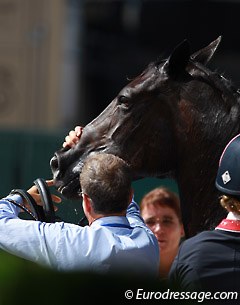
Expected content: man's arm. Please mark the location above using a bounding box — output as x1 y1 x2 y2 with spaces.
0 185 62 267
126 196 149 227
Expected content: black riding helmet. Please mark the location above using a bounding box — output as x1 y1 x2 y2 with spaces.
215 134 240 197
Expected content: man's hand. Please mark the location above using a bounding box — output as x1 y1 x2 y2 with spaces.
63 126 83 148
26 180 62 211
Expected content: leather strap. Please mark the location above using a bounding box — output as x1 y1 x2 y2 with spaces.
10 188 45 221
10 178 56 222
34 178 56 223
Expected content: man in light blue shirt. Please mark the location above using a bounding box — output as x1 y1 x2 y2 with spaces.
0 152 159 276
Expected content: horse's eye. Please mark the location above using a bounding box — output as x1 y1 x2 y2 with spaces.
118 95 129 105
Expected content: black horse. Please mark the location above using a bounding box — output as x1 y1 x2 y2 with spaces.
50 36 240 237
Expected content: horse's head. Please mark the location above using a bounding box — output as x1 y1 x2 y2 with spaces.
50 36 224 199
50 35 239 230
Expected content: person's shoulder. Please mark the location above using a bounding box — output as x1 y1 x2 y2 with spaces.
179 230 216 249
188 230 216 240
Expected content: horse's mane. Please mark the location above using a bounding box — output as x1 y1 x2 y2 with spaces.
189 61 240 103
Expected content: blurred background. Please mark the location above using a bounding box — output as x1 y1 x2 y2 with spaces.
1 0 240 223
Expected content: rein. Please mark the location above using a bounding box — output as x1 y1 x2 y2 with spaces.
9 178 58 222
9 178 88 225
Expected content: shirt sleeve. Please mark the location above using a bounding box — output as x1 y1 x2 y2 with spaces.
126 195 147 227
0 195 82 270
0 194 23 215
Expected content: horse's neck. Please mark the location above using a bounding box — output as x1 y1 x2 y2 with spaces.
176 138 232 237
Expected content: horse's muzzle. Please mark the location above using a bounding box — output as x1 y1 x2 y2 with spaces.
50 153 65 191
50 153 82 200
50 154 59 177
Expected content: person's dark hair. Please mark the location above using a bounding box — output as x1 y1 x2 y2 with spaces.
140 186 182 222
80 153 132 214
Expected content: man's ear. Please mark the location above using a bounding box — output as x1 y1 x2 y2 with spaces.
82 193 92 214
128 188 134 204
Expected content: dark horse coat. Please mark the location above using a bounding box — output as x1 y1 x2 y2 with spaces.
51 36 240 237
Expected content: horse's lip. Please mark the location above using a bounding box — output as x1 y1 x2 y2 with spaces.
57 185 65 193
57 176 81 198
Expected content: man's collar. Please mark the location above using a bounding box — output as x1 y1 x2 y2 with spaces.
91 215 130 228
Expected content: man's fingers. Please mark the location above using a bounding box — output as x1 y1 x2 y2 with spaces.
75 126 83 137
45 180 54 186
69 130 80 143
63 134 77 148
52 195 62 203
62 126 83 148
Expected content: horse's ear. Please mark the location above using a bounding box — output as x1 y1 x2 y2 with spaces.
164 39 191 78
190 36 222 65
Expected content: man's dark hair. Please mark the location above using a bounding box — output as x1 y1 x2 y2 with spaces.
80 153 132 214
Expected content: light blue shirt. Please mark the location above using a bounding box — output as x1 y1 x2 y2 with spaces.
0 194 159 276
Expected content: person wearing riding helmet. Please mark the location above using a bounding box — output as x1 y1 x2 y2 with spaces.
169 134 240 297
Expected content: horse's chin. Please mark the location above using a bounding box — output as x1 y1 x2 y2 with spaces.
56 178 81 200
61 187 81 200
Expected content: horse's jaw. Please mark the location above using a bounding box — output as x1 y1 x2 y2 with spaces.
50 149 169 200
57 175 81 200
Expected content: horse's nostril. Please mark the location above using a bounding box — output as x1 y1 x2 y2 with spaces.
50 155 59 172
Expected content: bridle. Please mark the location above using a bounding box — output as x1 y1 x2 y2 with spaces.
10 178 58 222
